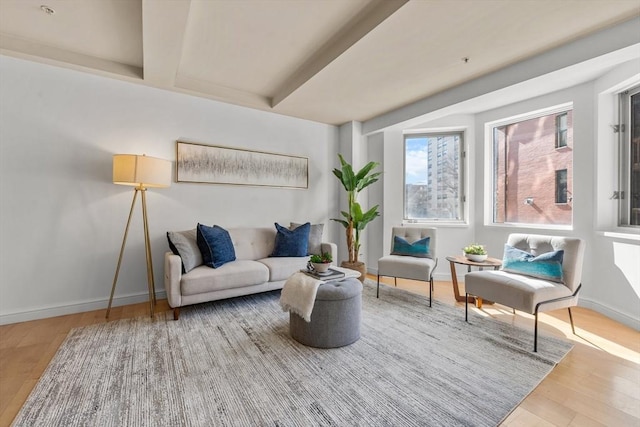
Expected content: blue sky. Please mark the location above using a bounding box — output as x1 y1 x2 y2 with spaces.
405 137 428 184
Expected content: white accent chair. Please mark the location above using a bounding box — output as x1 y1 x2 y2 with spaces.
377 227 438 306
465 233 585 352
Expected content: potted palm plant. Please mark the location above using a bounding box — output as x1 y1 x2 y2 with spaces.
331 154 382 281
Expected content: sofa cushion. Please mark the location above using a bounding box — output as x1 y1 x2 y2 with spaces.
181 260 269 296
271 222 310 257
197 224 236 268
501 244 564 283
290 222 324 255
166 229 202 273
258 256 309 282
391 236 431 258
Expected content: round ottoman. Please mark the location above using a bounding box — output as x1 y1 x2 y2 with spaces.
290 278 363 348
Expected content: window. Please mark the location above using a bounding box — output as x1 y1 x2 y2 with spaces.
490 106 573 226
555 169 568 203
619 85 640 227
555 113 568 148
404 132 464 221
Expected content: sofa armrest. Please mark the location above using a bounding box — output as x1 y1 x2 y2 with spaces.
164 252 183 308
321 242 338 265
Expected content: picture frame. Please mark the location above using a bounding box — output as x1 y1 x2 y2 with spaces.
176 141 308 189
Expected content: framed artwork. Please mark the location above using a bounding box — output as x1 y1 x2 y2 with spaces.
176 141 308 189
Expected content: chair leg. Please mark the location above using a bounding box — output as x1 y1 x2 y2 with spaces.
465 293 468 322
568 307 576 334
376 275 380 298
394 277 397 287
429 277 432 307
534 311 539 353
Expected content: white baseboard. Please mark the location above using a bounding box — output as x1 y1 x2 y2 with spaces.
0 291 167 325
577 297 640 331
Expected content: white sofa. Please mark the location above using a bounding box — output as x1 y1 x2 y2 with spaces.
164 227 337 320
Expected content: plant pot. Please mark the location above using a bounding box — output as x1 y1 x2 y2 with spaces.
341 261 366 282
464 253 488 262
312 262 331 273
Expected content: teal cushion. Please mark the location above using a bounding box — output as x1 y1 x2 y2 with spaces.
196 224 236 268
501 244 564 283
391 236 431 258
271 222 310 257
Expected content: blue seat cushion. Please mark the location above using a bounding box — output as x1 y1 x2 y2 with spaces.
271 222 310 257
391 236 431 258
501 244 564 283
196 224 236 269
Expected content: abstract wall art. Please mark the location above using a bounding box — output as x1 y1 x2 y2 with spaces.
176 141 308 189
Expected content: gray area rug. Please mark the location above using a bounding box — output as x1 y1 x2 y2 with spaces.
13 280 572 426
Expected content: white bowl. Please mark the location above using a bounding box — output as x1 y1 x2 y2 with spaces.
312 262 331 273
464 253 488 262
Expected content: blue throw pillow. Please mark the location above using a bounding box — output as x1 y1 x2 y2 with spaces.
271 222 310 257
501 244 564 283
391 236 431 258
196 224 236 268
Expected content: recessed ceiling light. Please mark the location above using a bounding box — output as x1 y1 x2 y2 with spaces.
40 5 55 15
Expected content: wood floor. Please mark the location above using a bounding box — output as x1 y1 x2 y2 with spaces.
1 276 638 427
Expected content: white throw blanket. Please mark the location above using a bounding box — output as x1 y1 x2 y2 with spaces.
279 272 323 322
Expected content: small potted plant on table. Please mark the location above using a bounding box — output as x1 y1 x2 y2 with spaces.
463 244 488 262
309 252 333 273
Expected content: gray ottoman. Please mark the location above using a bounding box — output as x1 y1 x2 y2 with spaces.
290 278 363 348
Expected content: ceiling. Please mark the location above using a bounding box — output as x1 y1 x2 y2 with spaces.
1 0 639 126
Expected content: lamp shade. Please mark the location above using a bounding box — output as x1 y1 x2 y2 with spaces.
113 154 171 188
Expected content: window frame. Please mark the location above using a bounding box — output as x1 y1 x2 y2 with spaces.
484 102 574 230
403 130 466 224
555 112 568 148
555 169 568 204
618 84 640 228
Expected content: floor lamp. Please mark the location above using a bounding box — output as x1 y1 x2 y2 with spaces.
106 154 171 319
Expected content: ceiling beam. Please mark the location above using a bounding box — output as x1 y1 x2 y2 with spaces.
142 0 192 87
270 0 408 108
175 74 271 109
0 33 142 80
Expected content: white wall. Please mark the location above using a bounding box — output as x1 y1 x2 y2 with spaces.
0 56 339 324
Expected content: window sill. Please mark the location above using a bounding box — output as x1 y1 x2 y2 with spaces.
484 222 573 231
403 220 468 228
599 231 640 241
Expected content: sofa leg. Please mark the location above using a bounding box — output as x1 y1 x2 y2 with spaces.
376 275 380 298
394 277 397 287
173 308 180 321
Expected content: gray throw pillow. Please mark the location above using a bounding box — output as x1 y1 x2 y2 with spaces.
166 229 202 273
290 222 324 255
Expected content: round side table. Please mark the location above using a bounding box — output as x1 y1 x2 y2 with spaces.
446 255 501 306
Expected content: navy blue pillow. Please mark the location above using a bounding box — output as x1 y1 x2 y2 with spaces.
271 222 310 257
391 236 431 258
196 224 236 268
501 244 564 283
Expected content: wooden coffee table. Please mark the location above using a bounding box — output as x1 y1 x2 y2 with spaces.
446 255 502 306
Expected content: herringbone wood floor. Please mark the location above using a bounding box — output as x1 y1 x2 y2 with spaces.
1 276 638 426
